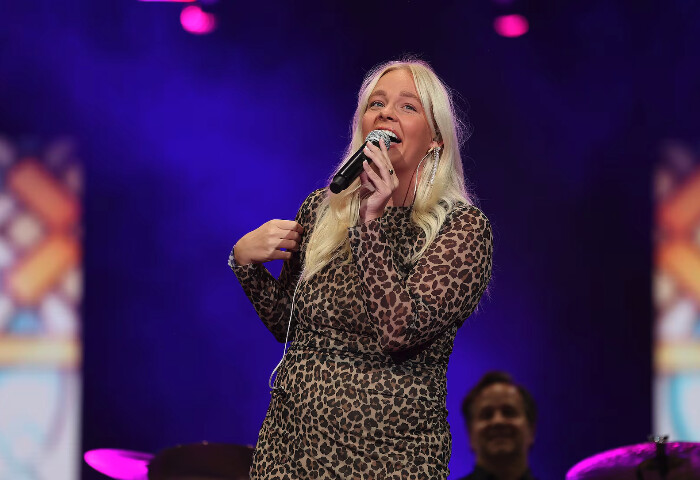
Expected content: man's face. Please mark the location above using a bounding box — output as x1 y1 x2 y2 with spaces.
469 383 535 462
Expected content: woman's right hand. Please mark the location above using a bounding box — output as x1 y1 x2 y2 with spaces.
233 220 304 266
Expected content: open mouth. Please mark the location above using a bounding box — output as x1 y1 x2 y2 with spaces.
376 128 402 143
366 129 402 148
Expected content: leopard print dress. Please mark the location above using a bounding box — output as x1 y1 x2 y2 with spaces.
230 188 492 480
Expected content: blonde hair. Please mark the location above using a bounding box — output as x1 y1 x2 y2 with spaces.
303 58 473 280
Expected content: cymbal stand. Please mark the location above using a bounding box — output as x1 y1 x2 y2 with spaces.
635 435 670 480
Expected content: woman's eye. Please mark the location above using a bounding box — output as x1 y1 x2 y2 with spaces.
369 100 384 108
404 104 418 112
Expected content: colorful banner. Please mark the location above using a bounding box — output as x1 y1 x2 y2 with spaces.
654 139 700 441
0 136 81 479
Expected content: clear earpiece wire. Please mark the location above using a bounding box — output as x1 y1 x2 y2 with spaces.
268 276 303 391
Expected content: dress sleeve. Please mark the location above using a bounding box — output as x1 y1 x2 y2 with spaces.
348 204 492 353
229 189 324 342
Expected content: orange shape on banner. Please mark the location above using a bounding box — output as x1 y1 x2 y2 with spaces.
658 170 700 235
657 240 700 301
7 159 80 230
6 235 79 306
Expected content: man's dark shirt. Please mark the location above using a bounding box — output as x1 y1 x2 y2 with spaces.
458 465 536 480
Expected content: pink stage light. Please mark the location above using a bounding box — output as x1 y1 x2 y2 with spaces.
138 0 195 2
84 449 153 480
180 5 216 35
493 14 529 38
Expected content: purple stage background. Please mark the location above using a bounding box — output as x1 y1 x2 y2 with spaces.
2 1 700 478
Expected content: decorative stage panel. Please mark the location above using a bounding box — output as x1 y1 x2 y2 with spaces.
0 136 81 480
654 140 700 441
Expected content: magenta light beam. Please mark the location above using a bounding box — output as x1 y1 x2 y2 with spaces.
494 14 529 38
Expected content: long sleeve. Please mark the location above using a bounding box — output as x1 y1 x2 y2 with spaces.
229 189 324 342
348 204 492 353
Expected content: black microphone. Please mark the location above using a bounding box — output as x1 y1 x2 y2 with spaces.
329 130 401 194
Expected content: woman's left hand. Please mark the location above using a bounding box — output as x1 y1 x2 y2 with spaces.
358 139 399 223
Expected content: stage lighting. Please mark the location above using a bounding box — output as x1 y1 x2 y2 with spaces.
180 5 216 35
493 14 529 38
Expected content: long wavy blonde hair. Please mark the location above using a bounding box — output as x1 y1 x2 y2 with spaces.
303 59 473 280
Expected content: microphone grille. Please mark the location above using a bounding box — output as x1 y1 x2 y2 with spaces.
365 130 397 148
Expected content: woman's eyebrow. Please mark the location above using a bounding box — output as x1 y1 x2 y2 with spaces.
370 89 420 101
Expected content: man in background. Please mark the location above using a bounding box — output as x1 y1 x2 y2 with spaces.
459 371 537 480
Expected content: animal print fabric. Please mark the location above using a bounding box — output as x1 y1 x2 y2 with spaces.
230 188 492 480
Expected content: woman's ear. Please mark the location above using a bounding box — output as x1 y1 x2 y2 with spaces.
429 139 443 151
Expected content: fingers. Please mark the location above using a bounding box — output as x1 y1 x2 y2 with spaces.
364 141 394 185
241 218 302 264
269 250 293 261
273 238 299 251
269 222 301 251
359 170 370 185
362 158 394 195
266 221 303 239
377 141 398 187
272 219 304 233
366 141 392 169
362 160 384 187
279 229 301 242
358 170 375 191
251 219 304 260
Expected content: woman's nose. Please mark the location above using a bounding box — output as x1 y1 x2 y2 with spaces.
378 104 396 120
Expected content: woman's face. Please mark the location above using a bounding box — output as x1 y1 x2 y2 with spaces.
361 68 435 173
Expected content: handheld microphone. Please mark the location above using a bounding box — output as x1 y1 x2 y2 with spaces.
329 130 401 194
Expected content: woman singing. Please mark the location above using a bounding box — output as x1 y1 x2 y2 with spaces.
230 58 492 479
